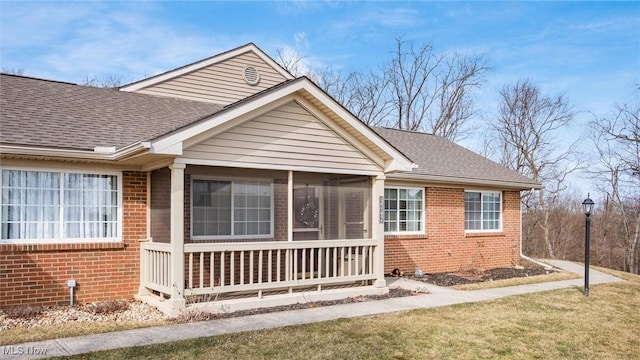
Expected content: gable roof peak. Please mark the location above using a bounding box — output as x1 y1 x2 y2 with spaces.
119 42 294 93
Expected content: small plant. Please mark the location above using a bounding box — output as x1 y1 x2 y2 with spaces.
87 300 130 315
175 290 222 322
2 305 42 320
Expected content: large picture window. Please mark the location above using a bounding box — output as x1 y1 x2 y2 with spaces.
464 191 501 231
1 169 120 242
192 179 273 239
384 187 424 234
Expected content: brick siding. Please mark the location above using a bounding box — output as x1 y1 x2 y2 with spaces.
0 171 147 308
1 170 523 309
384 188 521 274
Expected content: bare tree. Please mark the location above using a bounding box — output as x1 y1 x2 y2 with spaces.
81 75 128 88
387 38 489 140
388 39 442 131
342 70 393 126
1 67 26 75
430 52 489 140
275 48 393 126
276 48 305 77
491 79 577 258
274 39 487 139
591 87 640 273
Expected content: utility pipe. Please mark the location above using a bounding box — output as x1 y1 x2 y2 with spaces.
67 279 76 307
519 191 554 269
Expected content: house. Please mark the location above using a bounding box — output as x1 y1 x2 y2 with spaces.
0 43 541 316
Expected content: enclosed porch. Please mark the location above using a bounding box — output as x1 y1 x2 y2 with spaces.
138 165 387 316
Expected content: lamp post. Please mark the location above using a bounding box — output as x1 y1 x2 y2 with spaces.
582 194 595 297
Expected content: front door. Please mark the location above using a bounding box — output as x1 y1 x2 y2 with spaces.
293 185 322 241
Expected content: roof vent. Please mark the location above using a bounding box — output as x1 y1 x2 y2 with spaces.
243 66 260 86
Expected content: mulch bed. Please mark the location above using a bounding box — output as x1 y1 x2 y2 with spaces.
407 260 555 287
185 261 555 321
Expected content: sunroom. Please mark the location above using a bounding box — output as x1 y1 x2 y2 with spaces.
136 80 414 315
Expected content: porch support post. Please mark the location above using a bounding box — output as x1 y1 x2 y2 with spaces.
169 163 186 309
372 174 386 288
287 170 293 242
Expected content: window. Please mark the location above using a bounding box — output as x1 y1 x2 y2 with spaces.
1 169 120 243
192 179 272 239
465 191 501 231
384 187 424 234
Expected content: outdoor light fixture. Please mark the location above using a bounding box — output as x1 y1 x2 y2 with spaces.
582 194 595 297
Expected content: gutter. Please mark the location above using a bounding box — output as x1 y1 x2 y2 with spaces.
519 188 554 269
0 142 151 162
112 141 151 160
386 173 542 191
0 145 115 160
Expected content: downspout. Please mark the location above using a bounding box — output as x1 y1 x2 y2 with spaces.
520 188 554 269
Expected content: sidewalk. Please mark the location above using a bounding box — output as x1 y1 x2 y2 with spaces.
2 260 624 359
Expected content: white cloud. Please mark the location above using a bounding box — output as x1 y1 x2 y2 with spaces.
294 31 309 51
0 2 240 83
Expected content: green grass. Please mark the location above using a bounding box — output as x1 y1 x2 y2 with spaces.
57 272 640 360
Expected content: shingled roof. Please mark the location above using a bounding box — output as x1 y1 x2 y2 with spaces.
0 74 223 151
0 73 539 189
373 127 541 189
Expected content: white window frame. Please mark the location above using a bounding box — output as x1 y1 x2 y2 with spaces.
0 166 123 244
383 186 425 235
464 190 502 232
190 176 274 240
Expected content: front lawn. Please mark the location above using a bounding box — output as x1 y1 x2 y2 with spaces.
59 269 639 360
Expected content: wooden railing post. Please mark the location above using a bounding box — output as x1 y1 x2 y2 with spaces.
138 240 152 296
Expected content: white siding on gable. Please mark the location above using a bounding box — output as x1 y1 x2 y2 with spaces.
183 102 382 173
135 52 287 104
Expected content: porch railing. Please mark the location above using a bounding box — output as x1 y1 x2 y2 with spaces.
140 239 378 300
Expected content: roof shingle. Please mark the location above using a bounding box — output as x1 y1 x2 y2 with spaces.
373 127 540 189
0 73 539 189
0 74 223 150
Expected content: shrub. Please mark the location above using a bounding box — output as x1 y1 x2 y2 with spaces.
2 305 42 320
87 300 130 315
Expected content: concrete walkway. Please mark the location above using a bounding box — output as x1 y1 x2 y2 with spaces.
3 260 624 359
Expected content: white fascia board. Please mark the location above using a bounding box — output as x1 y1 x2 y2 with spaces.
299 84 415 173
120 44 293 92
113 142 150 159
385 159 416 173
175 158 383 177
386 173 544 190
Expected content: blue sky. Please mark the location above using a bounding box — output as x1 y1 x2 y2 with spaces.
1 1 638 148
